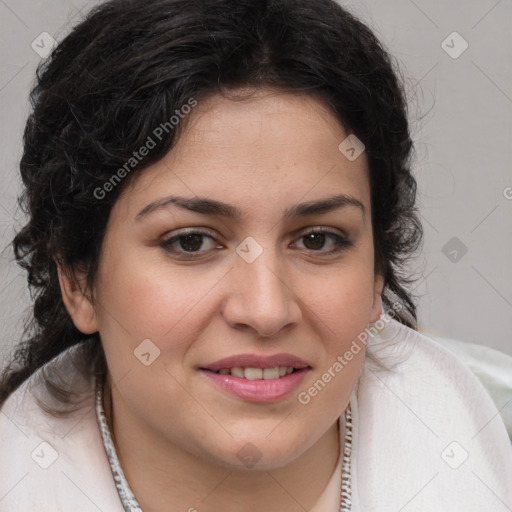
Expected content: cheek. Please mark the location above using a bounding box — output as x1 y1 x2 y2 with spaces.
302 265 374 392
95 250 217 338
305 265 377 333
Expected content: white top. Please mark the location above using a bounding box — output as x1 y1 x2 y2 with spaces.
425 330 512 440
1 316 512 511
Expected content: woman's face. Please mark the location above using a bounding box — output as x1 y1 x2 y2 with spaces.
73 88 383 469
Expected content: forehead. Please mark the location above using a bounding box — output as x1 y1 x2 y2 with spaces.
116 88 371 221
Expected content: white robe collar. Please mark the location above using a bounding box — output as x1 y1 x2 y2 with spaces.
1 317 511 511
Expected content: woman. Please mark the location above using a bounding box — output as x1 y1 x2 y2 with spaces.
1 0 511 510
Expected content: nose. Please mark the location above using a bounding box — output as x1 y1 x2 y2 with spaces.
221 246 302 338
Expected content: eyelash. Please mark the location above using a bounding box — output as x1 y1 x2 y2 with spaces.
159 227 353 259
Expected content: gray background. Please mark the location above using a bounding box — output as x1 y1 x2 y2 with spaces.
0 0 511 367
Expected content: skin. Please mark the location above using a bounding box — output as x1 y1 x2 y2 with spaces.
59 87 384 512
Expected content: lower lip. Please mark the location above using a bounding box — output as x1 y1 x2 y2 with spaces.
201 368 309 402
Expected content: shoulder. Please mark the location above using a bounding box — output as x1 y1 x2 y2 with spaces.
0 344 123 512
352 317 512 510
422 330 512 441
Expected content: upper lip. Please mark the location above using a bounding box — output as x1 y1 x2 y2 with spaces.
200 353 311 372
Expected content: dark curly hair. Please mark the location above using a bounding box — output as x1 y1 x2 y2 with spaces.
0 0 423 411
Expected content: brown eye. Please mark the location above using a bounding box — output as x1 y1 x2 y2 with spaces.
174 233 204 252
160 230 220 257
294 229 352 255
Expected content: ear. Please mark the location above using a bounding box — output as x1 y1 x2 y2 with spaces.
56 261 99 335
369 272 384 323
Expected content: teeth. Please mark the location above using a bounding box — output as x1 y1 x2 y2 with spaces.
231 367 245 378
244 368 263 380
262 367 279 380
215 366 296 379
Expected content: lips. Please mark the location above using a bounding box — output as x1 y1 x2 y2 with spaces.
199 353 311 402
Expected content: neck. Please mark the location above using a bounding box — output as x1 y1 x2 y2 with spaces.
103 380 342 512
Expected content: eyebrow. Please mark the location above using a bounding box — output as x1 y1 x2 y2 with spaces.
135 193 366 221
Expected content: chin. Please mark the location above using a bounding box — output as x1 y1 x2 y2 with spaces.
199 432 308 472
